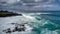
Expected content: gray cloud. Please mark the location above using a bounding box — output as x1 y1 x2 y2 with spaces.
0 0 60 12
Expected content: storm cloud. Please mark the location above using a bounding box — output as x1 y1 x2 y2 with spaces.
0 0 60 12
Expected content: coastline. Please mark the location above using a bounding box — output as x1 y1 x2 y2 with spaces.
0 10 22 17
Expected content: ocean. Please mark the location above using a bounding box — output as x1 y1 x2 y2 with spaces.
0 12 60 34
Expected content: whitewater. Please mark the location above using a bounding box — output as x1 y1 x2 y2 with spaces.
0 13 60 34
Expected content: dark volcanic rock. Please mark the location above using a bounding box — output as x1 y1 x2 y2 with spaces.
0 10 22 17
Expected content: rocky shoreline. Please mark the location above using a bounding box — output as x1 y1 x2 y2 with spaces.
0 10 22 17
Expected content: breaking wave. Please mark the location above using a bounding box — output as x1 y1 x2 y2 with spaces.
0 13 60 34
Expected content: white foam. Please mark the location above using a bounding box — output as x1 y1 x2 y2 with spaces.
23 14 35 20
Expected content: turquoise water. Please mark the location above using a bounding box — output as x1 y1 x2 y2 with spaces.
25 14 60 34
0 13 60 34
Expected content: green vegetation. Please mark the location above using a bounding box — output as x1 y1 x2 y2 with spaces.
0 10 22 17
0 10 16 14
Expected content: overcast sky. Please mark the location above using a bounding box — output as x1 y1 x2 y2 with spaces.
0 0 60 12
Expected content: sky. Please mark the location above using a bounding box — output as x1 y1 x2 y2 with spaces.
0 0 60 12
